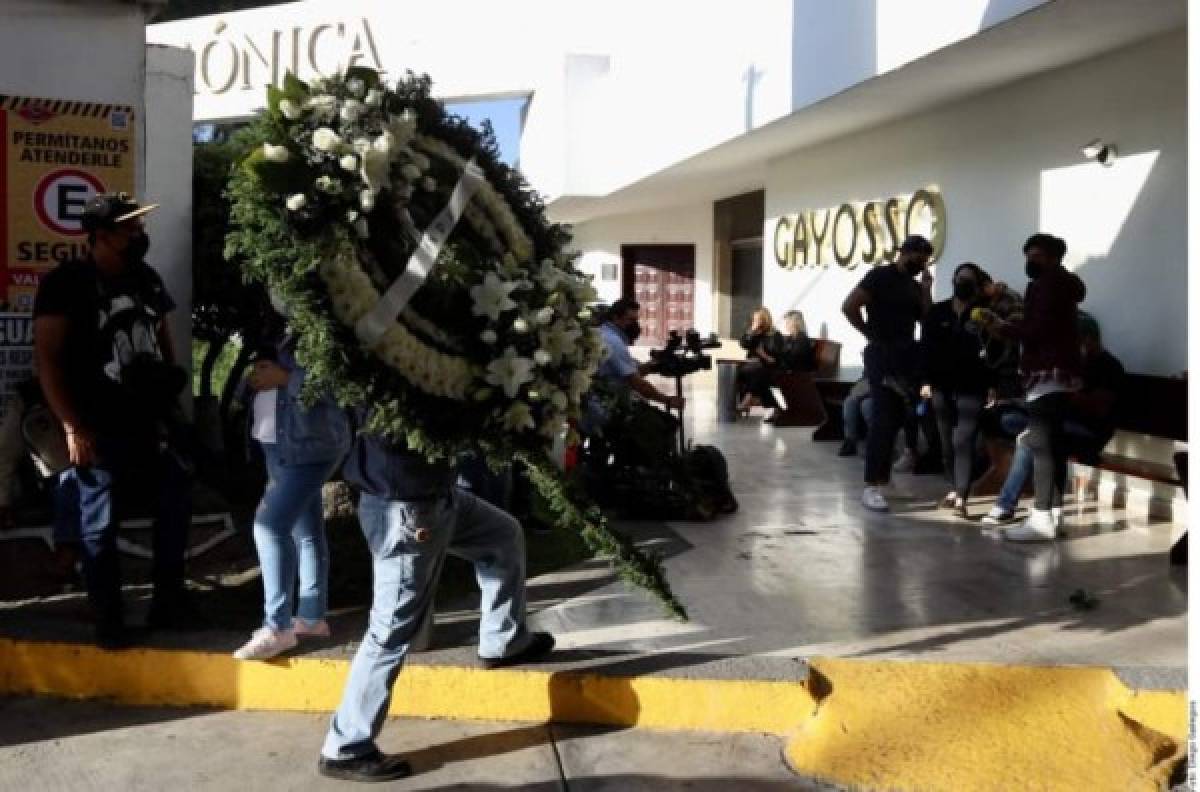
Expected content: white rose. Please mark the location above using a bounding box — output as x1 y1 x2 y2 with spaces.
312 127 342 152
340 101 363 124
305 94 337 121
262 143 289 163
536 307 555 325
285 193 307 211
534 349 552 366
345 78 366 98
360 190 376 211
315 175 340 193
339 154 358 172
373 131 394 155
513 317 530 334
278 99 302 120
310 77 330 92
480 329 498 344
365 88 384 107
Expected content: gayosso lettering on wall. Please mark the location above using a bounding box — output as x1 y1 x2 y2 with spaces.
774 187 946 270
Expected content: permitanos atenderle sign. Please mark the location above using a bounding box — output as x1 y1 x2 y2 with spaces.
774 187 946 271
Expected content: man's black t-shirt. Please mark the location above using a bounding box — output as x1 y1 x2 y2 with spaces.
33 257 175 431
857 264 923 346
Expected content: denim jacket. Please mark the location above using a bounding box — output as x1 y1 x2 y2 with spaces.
245 338 351 467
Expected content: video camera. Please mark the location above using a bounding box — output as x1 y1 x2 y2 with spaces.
648 329 721 379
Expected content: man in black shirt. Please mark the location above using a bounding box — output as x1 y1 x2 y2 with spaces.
842 235 934 511
33 193 192 648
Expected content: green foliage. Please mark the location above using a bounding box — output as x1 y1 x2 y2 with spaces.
191 338 242 398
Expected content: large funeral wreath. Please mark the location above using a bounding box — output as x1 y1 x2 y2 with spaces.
225 67 683 617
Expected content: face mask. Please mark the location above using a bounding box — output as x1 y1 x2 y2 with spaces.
625 321 642 343
904 260 925 277
125 232 150 264
953 281 978 301
1025 259 1044 279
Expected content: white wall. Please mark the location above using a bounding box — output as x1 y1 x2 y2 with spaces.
764 30 1186 378
569 204 715 334
145 45 196 403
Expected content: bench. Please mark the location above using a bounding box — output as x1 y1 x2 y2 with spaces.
716 339 842 427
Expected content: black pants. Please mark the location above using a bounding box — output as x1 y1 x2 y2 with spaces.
865 380 906 485
932 390 985 500
736 361 777 408
1022 392 1073 511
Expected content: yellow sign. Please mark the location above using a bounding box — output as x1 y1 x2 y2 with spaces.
1 95 136 312
774 187 947 271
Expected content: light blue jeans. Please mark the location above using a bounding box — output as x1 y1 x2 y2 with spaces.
322 487 531 760
995 418 1100 513
254 443 337 631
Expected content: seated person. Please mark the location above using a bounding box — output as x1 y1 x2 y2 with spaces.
776 310 817 373
583 297 684 436
983 313 1124 524
838 375 922 470
736 307 782 412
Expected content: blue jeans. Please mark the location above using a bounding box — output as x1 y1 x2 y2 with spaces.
996 418 1103 513
322 487 531 760
62 435 191 627
254 443 337 630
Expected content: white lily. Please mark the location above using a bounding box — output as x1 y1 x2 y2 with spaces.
533 349 552 366
312 127 342 152
485 347 536 399
469 272 518 321
360 148 390 194
538 322 582 362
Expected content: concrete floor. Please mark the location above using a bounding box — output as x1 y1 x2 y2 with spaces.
0 696 814 791
0 373 1186 684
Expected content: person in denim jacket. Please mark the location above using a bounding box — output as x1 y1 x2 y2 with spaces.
233 318 351 661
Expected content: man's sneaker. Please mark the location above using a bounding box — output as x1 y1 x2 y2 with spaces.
1004 509 1057 542
982 506 1016 526
893 449 917 473
837 439 857 457
939 491 959 509
293 618 331 639
233 627 298 660
480 631 556 669
318 751 412 782
861 486 889 512
1051 507 1063 526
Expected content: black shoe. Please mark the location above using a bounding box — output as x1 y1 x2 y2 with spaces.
837 440 857 457
318 751 412 782
479 631 556 670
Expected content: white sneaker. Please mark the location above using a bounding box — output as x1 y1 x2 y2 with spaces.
1051 507 1063 526
233 627 297 660
1003 509 1057 542
893 449 917 473
982 506 1017 525
293 618 331 639
862 486 889 512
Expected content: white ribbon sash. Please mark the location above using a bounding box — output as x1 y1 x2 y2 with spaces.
355 158 486 346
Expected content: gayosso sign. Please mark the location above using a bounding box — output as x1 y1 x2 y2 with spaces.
773 187 946 270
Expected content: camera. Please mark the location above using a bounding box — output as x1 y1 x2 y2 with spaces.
648 329 721 379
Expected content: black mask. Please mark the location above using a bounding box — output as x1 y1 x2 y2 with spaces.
125 233 150 264
625 321 642 343
904 260 924 277
1024 259 1043 280
953 281 977 302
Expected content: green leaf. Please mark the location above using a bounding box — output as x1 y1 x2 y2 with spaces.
241 147 312 195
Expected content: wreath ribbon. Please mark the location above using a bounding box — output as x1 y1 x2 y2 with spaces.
355 158 486 346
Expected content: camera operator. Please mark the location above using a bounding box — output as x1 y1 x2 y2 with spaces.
593 298 685 422
34 193 193 649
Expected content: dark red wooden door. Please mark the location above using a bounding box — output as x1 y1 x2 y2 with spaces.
621 245 695 347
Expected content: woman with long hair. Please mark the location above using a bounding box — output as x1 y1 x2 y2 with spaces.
737 307 782 413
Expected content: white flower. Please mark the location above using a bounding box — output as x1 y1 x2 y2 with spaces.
285 193 307 211
360 189 376 211
305 94 337 121
315 175 340 194
262 143 289 162
346 78 366 98
401 163 422 182
365 88 384 107
578 309 593 321
373 130 394 155
339 154 358 172
353 137 372 156
360 149 390 194
536 307 555 325
534 349 552 366
500 402 535 432
340 100 364 123
469 272 518 321
345 209 359 223
539 323 582 362
550 390 569 411
512 317 530 334
485 347 536 398
278 99 303 120
354 217 370 238
312 127 342 152
422 177 437 192
480 329 498 344
310 76 330 93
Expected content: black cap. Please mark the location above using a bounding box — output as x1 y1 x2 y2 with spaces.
81 192 159 233
899 235 934 255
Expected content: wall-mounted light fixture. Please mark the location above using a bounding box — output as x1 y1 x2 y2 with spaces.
1081 138 1117 167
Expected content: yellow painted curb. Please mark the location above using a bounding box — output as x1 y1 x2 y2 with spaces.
0 638 813 735
0 639 1185 791
786 658 1187 792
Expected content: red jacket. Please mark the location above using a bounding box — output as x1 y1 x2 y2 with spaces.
1010 265 1086 392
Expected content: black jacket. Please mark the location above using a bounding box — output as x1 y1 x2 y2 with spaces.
920 299 993 395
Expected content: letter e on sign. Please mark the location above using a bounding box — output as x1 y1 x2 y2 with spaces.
34 169 106 236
